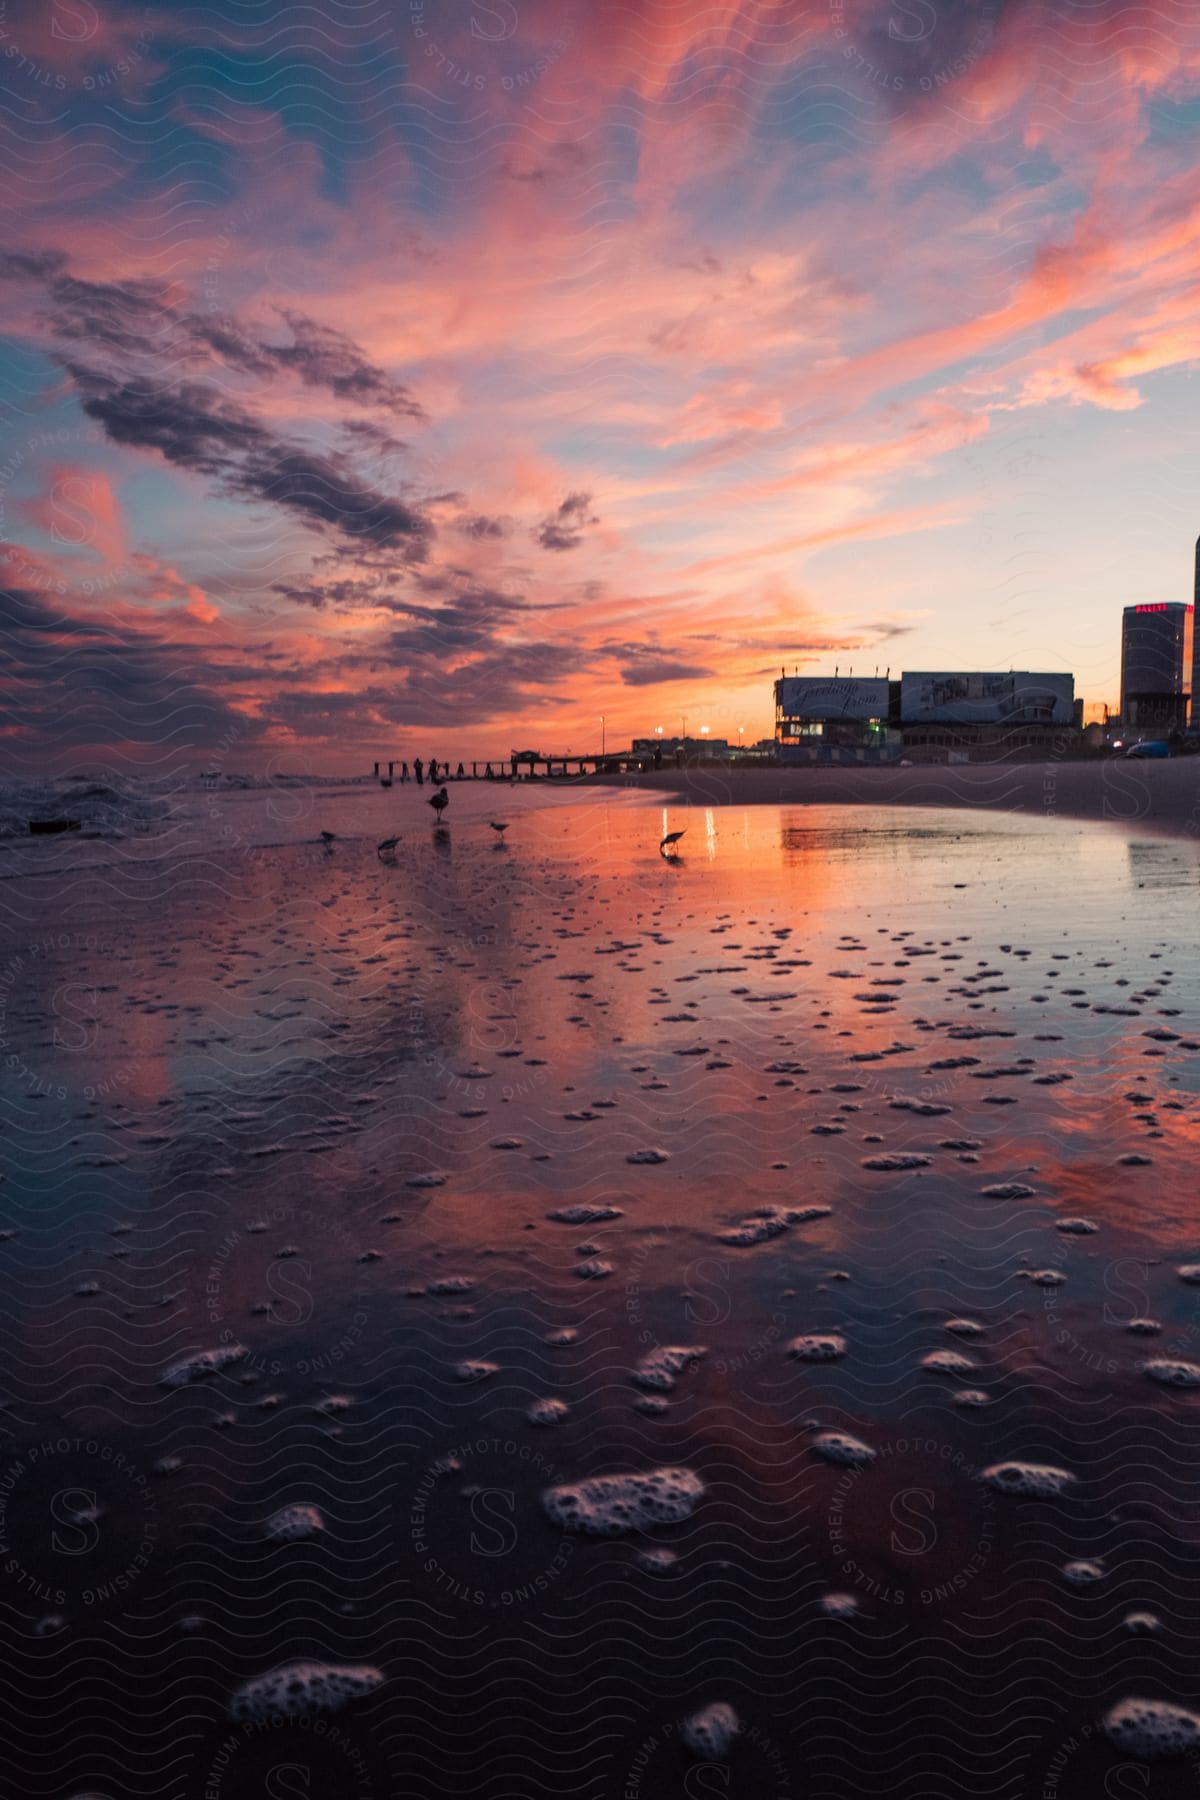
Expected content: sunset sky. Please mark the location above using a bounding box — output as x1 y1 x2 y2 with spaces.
4 0 1200 770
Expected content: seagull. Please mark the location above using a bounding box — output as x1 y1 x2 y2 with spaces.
660 829 686 857
489 822 509 835
428 786 449 823
377 836 399 859
319 830 336 848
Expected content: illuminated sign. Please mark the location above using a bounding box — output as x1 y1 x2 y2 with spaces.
1133 604 1193 614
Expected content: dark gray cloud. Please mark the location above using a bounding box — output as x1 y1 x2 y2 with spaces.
271 575 393 611
272 309 421 413
459 513 509 539
0 249 69 281
68 366 429 553
0 584 253 767
603 640 716 687
534 490 597 551
340 419 411 457
325 637 580 731
192 308 424 419
1 254 425 420
294 578 585 729
0 251 434 556
43 273 179 355
382 581 530 652
858 618 916 639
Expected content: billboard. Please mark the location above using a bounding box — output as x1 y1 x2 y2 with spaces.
775 676 890 720
899 671 1073 725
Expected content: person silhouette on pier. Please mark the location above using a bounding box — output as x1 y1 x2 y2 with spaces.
414 757 424 786
400 761 409 784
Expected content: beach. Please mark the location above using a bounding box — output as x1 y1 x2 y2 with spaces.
589 755 1200 839
1 778 1199 1797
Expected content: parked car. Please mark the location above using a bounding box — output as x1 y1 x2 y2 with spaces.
1123 740 1171 759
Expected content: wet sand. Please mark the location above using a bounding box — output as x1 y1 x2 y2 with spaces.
2 789 1200 1797
590 757 1200 838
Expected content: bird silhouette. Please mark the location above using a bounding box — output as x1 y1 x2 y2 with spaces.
660 829 686 856
489 822 509 835
377 836 399 858
428 787 449 822
319 830 336 848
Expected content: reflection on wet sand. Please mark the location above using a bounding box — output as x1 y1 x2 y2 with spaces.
2 796 1200 1797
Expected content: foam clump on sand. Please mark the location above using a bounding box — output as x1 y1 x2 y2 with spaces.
547 1205 623 1224
228 1661 384 1722
921 1349 976 1374
719 1209 790 1246
637 1547 677 1572
632 1346 707 1392
818 1591 860 1618
1103 1699 1200 1760
527 1398 569 1425
812 1431 874 1467
980 1461 1076 1498
265 1504 325 1541
543 1467 704 1535
720 1205 831 1246
980 1182 1036 1199
1177 1265 1200 1285
454 1360 498 1381
1142 1359 1200 1388
788 1334 846 1362
160 1344 248 1388
626 1148 670 1165
682 1703 739 1759
862 1154 930 1171
1063 1559 1104 1584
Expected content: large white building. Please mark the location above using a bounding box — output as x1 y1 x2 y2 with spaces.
774 670 1077 762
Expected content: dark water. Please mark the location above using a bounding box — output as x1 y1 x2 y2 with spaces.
2 793 1200 1797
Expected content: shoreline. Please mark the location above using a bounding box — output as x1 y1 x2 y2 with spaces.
582 758 1200 839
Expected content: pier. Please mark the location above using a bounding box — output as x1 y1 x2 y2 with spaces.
372 751 640 780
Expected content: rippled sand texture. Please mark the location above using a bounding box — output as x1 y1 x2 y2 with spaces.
3 789 1200 1798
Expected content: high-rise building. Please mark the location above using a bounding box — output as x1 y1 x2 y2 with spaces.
1192 538 1200 726
1120 603 1193 729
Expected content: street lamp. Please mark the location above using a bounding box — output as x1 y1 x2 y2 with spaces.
600 714 606 755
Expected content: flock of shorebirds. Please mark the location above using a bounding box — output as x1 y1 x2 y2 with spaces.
318 790 687 860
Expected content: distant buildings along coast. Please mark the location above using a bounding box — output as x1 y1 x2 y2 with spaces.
1120 603 1193 733
773 671 1077 763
